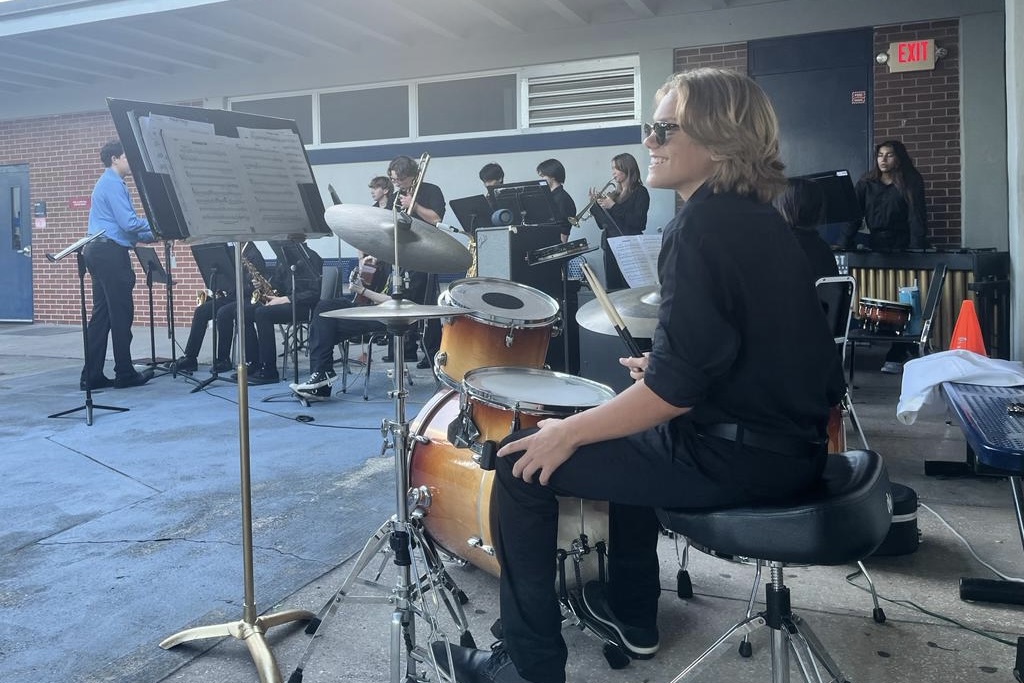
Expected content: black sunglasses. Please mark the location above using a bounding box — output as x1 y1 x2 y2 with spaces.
642 121 681 145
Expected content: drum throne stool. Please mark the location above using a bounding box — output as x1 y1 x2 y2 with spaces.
657 449 892 683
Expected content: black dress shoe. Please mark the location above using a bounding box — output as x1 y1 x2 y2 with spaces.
429 642 529 683
210 359 233 374
114 369 154 389
173 356 198 373
79 376 114 391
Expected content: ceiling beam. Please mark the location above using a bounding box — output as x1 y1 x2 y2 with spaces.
65 30 214 72
295 0 403 48
167 13 309 61
220 5 355 57
385 0 463 41
0 67 70 88
0 55 95 85
458 0 524 33
117 21 254 65
6 36 175 77
621 0 657 18
540 0 589 26
0 0 231 38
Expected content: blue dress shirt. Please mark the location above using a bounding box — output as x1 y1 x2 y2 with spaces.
87 167 154 246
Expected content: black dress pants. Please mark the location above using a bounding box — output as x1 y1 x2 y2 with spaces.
254 302 311 371
307 298 385 374
182 296 236 360
80 241 136 384
494 424 825 683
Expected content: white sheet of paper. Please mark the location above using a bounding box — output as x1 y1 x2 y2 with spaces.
607 234 662 288
138 114 215 174
237 127 313 185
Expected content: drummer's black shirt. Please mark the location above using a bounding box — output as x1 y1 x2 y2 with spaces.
644 183 845 444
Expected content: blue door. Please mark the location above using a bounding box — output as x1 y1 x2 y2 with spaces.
0 165 32 321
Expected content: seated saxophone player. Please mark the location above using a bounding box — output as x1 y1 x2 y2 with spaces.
233 243 322 385
175 242 263 375
290 254 393 401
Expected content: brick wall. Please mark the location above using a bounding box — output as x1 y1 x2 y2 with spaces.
673 19 962 248
0 108 207 327
874 19 961 249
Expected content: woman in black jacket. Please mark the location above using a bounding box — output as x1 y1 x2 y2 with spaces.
593 152 650 290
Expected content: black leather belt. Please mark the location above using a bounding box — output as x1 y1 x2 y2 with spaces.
90 236 126 247
696 423 824 457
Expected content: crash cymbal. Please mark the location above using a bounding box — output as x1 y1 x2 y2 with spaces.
321 298 473 324
325 204 472 274
576 285 661 339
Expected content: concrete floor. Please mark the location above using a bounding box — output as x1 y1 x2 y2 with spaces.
0 321 1021 683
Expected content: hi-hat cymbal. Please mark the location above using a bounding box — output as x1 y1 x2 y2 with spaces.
321 298 473 324
325 204 472 274
576 285 661 339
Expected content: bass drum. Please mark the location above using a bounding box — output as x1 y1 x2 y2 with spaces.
409 384 609 578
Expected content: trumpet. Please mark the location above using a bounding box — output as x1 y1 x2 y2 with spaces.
568 179 617 227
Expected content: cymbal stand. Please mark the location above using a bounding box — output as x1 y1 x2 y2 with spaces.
290 204 475 683
160 244 315 683
290 322 475 683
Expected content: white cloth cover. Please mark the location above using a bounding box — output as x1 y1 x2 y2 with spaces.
896 350 1024 425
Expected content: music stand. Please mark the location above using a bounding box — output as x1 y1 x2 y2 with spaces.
133 246 173 376
489 180 557 226
46 231 130 426
188 243 238 393
449 194 495 235
262 240 322 403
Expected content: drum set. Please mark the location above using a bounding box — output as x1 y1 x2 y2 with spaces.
293 179 642 680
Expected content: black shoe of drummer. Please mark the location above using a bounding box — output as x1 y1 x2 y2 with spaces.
430 641 529 683
581 580 659 658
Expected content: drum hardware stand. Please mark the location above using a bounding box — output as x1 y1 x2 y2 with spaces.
160 243 316 683
288 320 475 683
46 232 130 426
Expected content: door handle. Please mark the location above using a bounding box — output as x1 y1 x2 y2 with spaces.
17 245 30 257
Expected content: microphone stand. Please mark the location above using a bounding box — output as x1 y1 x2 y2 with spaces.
160 243 315 682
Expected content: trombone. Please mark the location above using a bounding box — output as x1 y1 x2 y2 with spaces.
568 178 617 227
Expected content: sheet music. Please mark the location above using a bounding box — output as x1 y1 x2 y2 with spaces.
607 234 662 288
237 127 313 185
161 129 256 238
160 127 315 241
139 114 215 174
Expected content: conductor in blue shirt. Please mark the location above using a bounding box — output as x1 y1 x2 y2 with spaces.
79 140 156 390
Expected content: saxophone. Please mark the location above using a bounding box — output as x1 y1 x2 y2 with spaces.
240 244 278 305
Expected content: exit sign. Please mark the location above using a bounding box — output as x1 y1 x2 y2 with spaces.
886 39 937 73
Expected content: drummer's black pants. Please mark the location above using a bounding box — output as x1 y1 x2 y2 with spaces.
493 423 824 683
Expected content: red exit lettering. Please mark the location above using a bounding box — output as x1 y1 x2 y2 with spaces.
898 41 929 63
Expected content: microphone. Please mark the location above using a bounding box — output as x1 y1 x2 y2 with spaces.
435 222 463 234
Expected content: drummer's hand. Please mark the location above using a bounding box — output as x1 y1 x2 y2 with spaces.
619 352 650 382
497 418 577 486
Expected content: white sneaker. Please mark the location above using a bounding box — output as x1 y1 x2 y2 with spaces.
880 361 904 374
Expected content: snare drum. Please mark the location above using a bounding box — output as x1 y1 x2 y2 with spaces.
435 278 560 389
408 368 615 576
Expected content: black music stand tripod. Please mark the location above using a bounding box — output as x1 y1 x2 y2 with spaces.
189 244 237 394
46 232 129 426
132 246 172 378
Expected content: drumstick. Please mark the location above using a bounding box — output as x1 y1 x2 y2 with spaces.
580 263 644 358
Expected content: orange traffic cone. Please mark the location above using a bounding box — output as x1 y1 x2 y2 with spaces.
948 300 987 356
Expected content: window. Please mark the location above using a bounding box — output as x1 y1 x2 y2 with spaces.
231 95 313 144
418 75 517 136
320 86 409 143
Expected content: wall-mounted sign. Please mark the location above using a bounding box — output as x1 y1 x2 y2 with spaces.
886 38 937 73
68 197 91 210
851 91 866 105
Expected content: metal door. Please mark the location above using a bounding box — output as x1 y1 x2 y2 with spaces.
0 165 32 321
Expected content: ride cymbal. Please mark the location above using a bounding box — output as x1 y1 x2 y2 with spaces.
575 285 661 339
325 204 471 274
